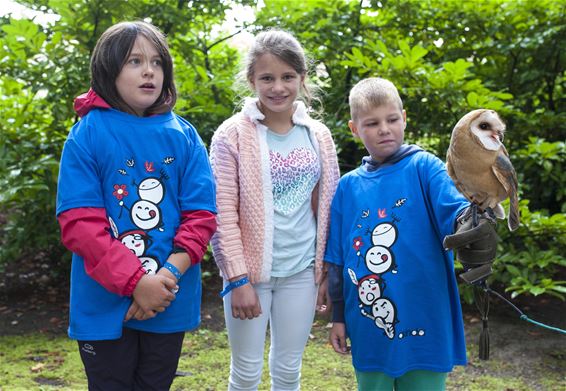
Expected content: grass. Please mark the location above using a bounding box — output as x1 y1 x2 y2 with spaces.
1 318 564 390
171 323 355 390
0 320 354 391
0 334 84 390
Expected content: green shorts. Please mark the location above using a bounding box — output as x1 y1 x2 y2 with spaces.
355 369 447 391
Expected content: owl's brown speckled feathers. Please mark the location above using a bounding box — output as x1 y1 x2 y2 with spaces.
446 109 519 231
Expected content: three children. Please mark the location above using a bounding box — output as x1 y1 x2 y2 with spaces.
57 20 494 390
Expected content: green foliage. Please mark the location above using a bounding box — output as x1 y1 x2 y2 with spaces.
514 138 565 213
499 249 566 299
459 198 566 304
0 0 564 301
341 37 514 155
494 200 566 299
0 36 69 271
255 0 564 155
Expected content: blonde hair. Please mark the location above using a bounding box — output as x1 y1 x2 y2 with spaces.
236 29 317 107
349 77 403 120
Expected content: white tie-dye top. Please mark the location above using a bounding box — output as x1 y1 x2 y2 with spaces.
266 125 320 277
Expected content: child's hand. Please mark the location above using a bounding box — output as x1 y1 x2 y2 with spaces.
444 209 498 283
316 276 332 316
329 322 350 355
131 274 177 317
124 300 153 322
444 210 498 265
230 283 262 320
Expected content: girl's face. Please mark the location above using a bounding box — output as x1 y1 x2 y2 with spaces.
250 53 304 120
115 35 164 116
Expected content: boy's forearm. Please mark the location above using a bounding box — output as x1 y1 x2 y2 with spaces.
327 262 345 323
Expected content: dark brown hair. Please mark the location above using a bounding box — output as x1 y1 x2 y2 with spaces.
90 21 176 116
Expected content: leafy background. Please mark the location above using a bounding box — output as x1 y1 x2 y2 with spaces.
0 0 564 302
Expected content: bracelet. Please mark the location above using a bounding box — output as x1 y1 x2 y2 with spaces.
219 276 249 298
163 262 183 281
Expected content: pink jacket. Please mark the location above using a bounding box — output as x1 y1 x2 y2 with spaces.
210 98 340 284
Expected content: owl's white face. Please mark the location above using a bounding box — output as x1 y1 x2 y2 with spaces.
470 110 506 151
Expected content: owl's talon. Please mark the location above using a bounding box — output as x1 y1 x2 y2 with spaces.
485 207 497 222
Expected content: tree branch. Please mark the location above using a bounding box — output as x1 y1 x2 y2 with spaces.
206 30 243 51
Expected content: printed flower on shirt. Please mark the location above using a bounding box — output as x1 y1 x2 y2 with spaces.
113 184 129 200
353 236 363 256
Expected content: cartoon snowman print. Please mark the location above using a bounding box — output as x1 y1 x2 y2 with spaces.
117 230 159 274
367 222 397 273
348 268 397 339
352 222 399 338
128 177 165 232
364 220 425 340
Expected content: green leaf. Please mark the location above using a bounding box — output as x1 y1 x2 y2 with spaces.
410 45 428 61
466 91 479 106
529 287 546 296
443 59 471 80
506 265 521 276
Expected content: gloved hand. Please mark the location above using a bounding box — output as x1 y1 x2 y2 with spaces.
443 207 498 283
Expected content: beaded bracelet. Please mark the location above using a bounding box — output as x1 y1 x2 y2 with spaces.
163 262 183 281
219 276 250 298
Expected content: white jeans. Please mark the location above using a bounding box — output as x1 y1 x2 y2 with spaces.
223 266 317 391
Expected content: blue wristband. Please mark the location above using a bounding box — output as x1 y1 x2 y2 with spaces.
219 276 250 298
163 262 182 281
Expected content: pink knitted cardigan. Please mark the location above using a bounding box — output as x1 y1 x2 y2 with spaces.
210 98 340 284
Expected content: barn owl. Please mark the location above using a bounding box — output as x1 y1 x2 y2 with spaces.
446 109 519 231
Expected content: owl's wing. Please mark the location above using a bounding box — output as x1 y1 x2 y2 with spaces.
492 147 519 231
446 153 464 193
446 152 476 204
446 152 456 179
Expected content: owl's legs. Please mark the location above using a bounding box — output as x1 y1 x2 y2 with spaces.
485 207 497 221
471 203 479 227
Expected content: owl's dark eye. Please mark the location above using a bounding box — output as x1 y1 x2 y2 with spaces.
479 122 490 130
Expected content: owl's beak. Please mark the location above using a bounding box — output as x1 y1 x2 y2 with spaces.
497 130 504 142
492 130 504 143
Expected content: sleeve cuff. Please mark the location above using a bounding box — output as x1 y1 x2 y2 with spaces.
331 300 345 323
122 267 146 297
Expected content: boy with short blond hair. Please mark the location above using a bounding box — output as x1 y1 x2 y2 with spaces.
349 77 404 116
325 77 496 390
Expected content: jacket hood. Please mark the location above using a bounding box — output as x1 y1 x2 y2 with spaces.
362 144 424 172
74 88 111 118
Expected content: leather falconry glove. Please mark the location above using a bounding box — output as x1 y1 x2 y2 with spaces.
443 207 498 284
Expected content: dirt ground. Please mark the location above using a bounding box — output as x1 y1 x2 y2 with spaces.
1 263 565 390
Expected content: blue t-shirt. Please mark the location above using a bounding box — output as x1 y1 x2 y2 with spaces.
325 151 469 377
266 125 320 277
56 108 216 340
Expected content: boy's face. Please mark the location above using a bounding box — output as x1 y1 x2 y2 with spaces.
349 103 406 162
